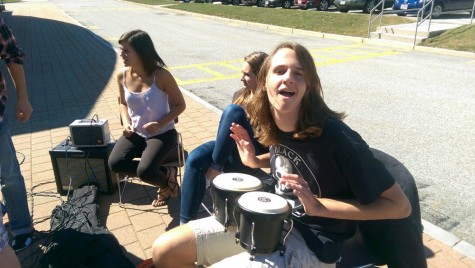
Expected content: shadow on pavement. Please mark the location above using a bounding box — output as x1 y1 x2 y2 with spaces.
0 10 153 267
1 11 117 136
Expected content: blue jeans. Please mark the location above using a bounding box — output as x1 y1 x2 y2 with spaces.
180 105 268 224
0 116 33 237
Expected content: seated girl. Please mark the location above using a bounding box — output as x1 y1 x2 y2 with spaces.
108 30 186 207
151 42 411 268
179 51 269 225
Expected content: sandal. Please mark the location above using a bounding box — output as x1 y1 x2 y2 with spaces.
167 167 180 198
152 186 170 207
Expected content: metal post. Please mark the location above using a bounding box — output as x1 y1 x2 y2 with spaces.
428 0 434 32
379 0 385 28
471 0 474 24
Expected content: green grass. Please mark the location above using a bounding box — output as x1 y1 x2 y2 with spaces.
109 0 475 52
128 0 413 37
5 0 22 3
419 24 475 53
167 4 413 37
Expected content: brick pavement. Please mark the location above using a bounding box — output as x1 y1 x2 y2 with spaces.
1 1 474 267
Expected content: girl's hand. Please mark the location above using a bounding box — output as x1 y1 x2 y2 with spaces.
230 123 257 167
143 122 161 133
123 124 134 137
281 174 322 217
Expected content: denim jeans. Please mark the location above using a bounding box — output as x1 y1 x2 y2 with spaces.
0 116 33 237
0 210 9 251
180 104 268 224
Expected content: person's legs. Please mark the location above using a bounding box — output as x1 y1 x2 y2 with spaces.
152 216 244 268
137 129 177 187
0 117 33 250
108 133 145 175
152 223 198 268
179 141 215 224
138 129 178 207
212 226 331 268
210 104 259 172
0 245 21 268
0 210 20 268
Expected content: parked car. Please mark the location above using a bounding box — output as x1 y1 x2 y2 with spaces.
392 0 474 18
335 0 394 13
259 0 294 8
240 0 259 5
294 0 333 10
221 0 242 5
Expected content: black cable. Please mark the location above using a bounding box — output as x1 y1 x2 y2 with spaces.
16 151 25 165
82 114 101 188
91 113 99 123
19 136 103 267
22 185 101 267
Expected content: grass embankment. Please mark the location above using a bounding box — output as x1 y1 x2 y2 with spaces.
129 0 412 37
419 24 475 53
127 0 475 52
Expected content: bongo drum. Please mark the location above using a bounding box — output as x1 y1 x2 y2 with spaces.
211 173 263 231
235 192 292 259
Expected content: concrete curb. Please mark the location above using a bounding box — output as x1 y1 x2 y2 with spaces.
422 220 475 260
153 4 475 59
180 87 224 117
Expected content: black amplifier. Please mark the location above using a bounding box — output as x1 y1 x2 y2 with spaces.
49 140 117 195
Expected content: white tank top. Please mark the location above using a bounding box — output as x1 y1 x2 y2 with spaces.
123 69 175 138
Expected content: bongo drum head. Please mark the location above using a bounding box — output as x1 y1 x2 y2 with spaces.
212 173 263 192
237 192 290 214
211 173 264 229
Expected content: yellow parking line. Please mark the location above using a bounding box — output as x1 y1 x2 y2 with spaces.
196 65 227 77
169 59 242 70
176 74 242 86
70 7 148 12
218 62 242 71
318 50 402 66
170 44 405 86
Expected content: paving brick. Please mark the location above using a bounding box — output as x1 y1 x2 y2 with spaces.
105 210 132 231
130 210 166 232
122 199 158 217
110 225 139 246
136 224 166 251
460 256 475 267
123 241 148 265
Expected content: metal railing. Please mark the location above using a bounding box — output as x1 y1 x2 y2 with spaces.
471 0 475 24
367 0 474 47
367 0 386 38
413 0 474 46
413 0 435 46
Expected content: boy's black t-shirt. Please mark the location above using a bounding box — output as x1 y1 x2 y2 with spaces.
269 119 395 263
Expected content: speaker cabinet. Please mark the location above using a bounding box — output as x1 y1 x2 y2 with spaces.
69 119 110 147
49 140 116 195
